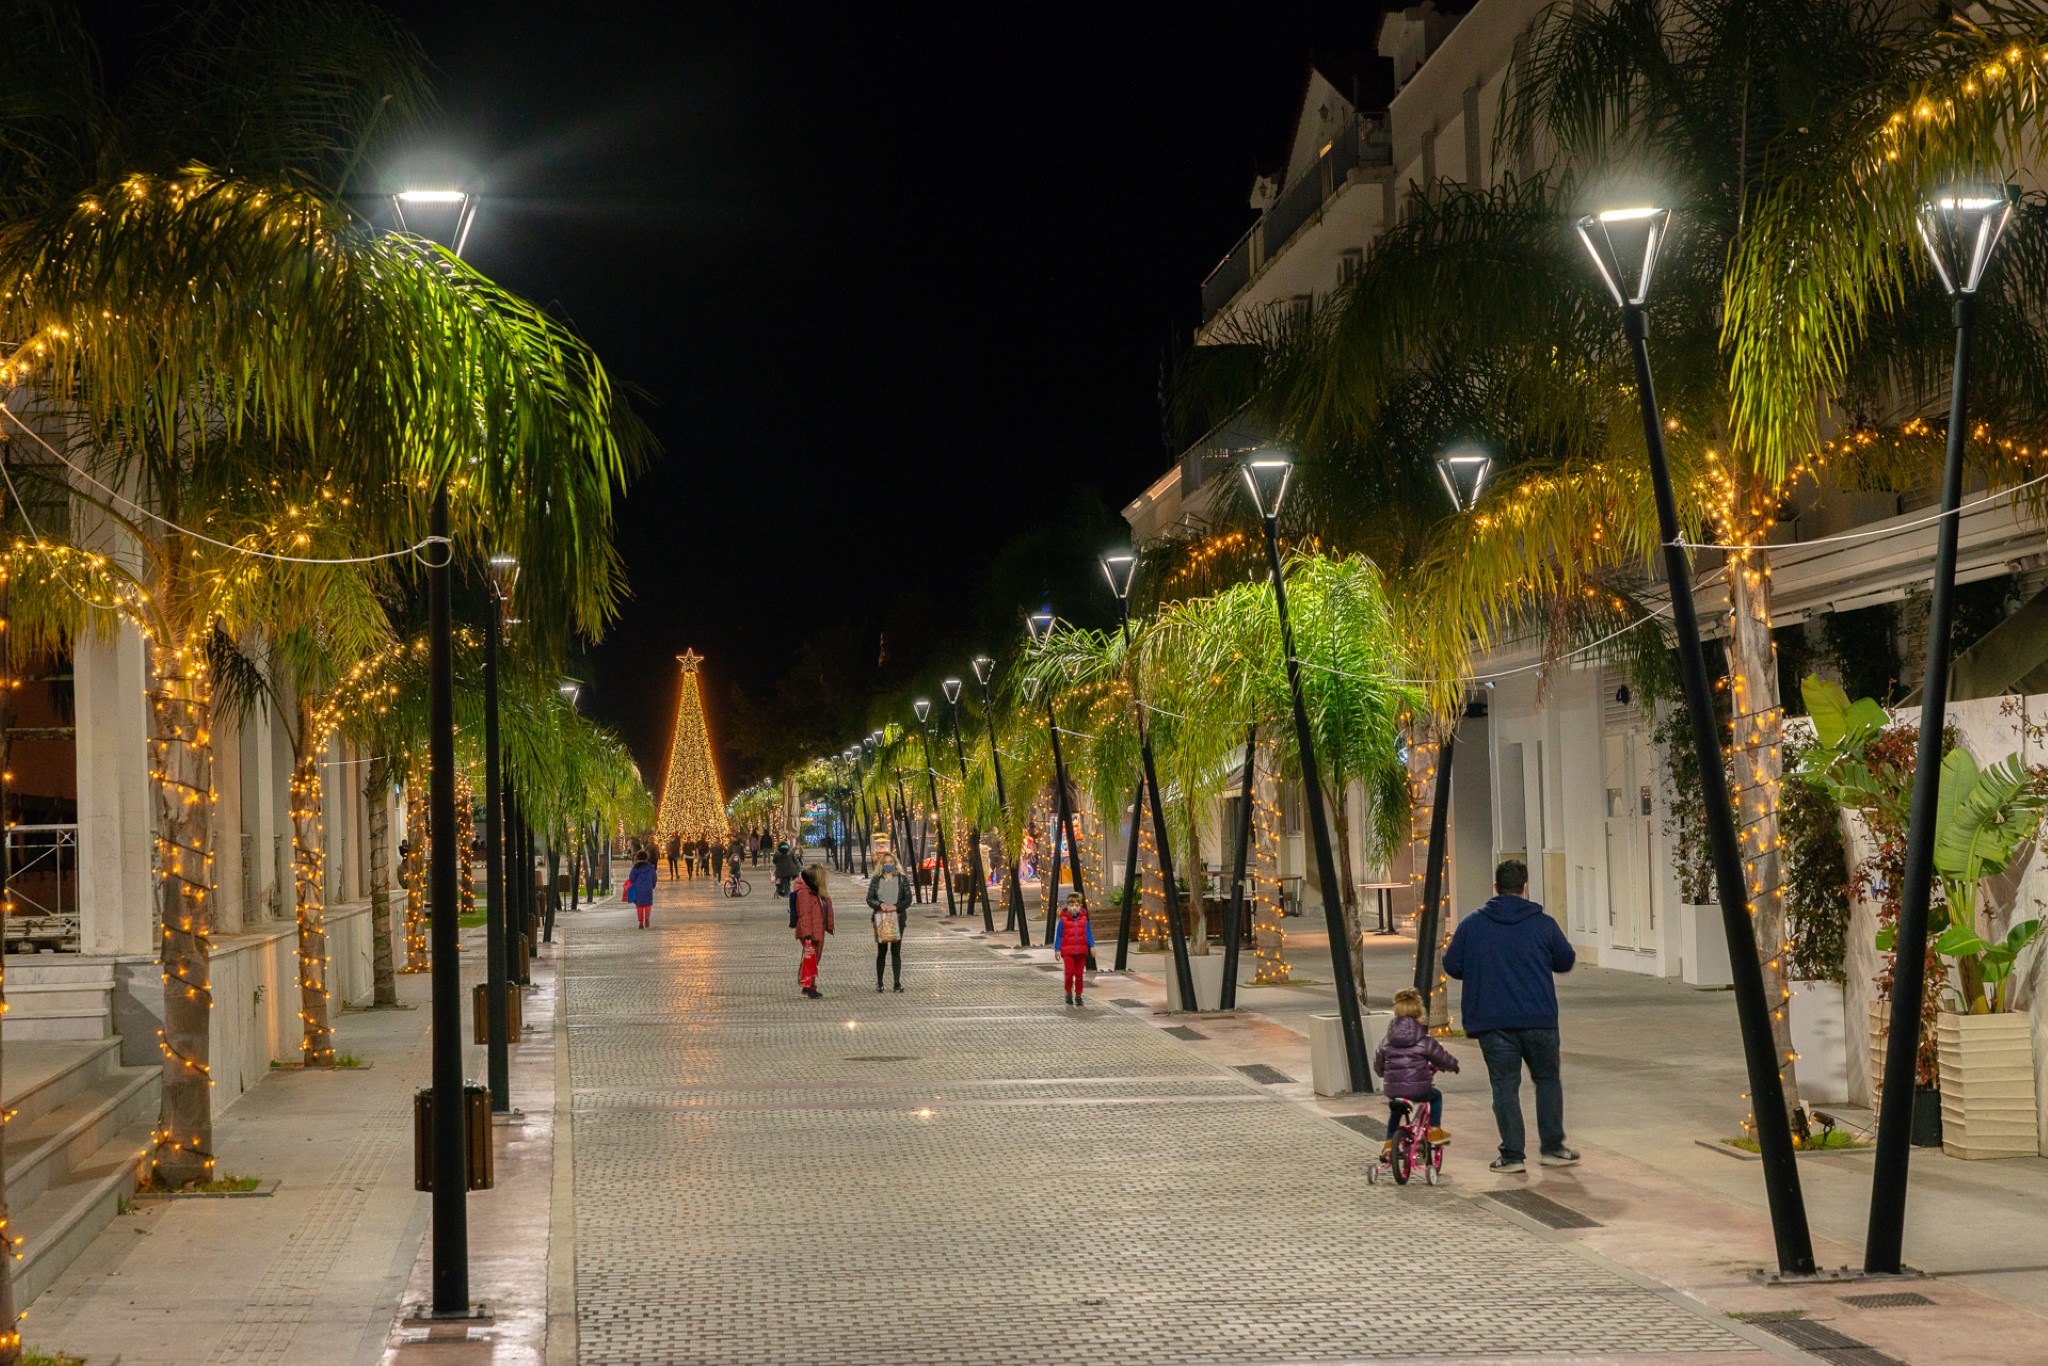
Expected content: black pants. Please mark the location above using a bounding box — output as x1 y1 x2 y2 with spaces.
874 939 901 986
1476 1027 1565 1162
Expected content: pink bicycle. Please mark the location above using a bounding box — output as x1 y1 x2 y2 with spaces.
1367 1096 1446 1186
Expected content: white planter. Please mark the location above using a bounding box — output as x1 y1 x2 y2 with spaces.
1165 953 1227 1012
1788 980 1850 1105
1681 904 1733 987
1937 1011 2039 1160
1307 1009 1392 1097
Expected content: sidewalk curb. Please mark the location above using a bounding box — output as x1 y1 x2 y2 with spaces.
545 930 577 1366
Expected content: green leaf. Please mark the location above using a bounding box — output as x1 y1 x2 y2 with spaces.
1804 676 1852 748
1935 922 1991 960
1875 924 1897 952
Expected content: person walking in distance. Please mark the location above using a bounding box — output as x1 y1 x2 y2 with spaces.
726 834 746 881
683 838 699 882
1052 891 1094 1006
824 829 839 871
793 863 834 998
867 852 912 993
772 841 801 897
665 832 681 881
1443 858 1578 1174
624 849 657 929
710 837 726 885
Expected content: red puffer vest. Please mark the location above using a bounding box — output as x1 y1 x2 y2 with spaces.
1057 908 1091 955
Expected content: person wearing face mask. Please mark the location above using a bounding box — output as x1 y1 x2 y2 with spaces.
866 852 913 993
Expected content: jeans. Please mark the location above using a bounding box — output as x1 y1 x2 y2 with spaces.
1385 1086 1443 1138
1476 1027 1565 1162
874 939 901 987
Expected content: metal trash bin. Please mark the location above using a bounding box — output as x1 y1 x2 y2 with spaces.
471 982 523 1043
413 1084 494 1191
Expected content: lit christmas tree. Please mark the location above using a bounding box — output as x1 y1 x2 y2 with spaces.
655 650 730 844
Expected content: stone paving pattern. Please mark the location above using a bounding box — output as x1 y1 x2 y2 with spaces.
565 875 1754 1364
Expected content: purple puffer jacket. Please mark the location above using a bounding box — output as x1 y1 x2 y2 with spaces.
1373 1015 1460 1099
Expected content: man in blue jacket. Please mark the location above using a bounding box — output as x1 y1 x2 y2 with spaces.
1443 858 1578 1174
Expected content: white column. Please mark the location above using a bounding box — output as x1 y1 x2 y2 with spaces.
73 620 154 955
213 708 246 934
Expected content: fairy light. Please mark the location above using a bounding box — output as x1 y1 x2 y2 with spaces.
1248 745 1291 984
654 650 729 845
402 765 430 972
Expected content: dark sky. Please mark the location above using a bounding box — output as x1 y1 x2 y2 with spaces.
375 1 1392 784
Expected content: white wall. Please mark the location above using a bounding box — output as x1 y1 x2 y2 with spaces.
209 900 378 1110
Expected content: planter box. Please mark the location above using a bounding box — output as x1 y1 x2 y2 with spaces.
1165 953 1226 1012
1789 980 1849 1105
1937 1011 2039 1160
1307 1009 1392 1098
1681 904 1733 987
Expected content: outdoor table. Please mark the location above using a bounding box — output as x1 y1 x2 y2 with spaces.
1362 880 1405 935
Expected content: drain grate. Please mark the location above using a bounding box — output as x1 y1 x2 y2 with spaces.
1233 1063 1294 1085
1163 1025 1207 1041
1484 1188 1601 1229
1841 1292 1934 1309
1109 998 1148 1009
843 1055 916 1063
1745 1315 1905 1364
1006 952 1033 959
1334 1115 1385 1139
1034 964 1062 973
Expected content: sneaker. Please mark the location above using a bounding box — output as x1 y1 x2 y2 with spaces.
1489 1156 1526 1174
1071 995 1083 1006
1428 1128 1450 1144
1381 1140 1394 1159
876 983 884 993
803 987 821 999
1063 992 1072 1006
893 983 904 993
1540 1146 1580 1166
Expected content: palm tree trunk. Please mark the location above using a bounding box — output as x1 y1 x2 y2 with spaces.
403 772 428 972
1329 789 1368 1010
1186 804 1209 955
290 703 334 1065
1727 535 1802 1125
365 756 398 1007
151 646 218 1187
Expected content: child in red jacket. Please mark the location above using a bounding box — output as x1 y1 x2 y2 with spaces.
1051 891 1094 1006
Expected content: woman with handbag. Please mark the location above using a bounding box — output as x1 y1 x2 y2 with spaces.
793 864 834 998
867 853 912 993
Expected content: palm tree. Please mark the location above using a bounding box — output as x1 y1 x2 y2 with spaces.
1219 0 2048 1121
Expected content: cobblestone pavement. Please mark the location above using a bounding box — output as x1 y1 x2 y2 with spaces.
564 870 1766 1365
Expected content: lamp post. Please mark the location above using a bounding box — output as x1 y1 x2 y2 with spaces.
1026 612 1088 938
1864 187 2016 1276
1097 552 1198 1006
481 553 517 1113
1243 457 1370 1089
914 700 958 917
394 184 478 1317
1412 448 1491 1010
1577 204 1814 1277
944 678 995 931
974 656 1031 945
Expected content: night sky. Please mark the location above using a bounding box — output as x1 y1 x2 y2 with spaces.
371 1 1392 786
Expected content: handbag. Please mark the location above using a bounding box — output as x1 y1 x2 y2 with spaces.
874 908 900 943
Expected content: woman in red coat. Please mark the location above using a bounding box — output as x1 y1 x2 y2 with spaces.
792 864 835 998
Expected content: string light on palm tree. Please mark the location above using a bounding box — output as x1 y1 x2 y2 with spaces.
1576 203 1814 1279
1866 184 2017 1278
971 656 1030 945
1242 452 1369 1089
1024 609 1086 937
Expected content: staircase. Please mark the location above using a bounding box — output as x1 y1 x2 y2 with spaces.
6 1038 157 1306
6 960 115 1041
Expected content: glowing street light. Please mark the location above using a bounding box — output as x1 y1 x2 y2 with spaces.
1578 202 1813 1278
391 188 479 258
1435 449 1492 512
1867 184 2019 1278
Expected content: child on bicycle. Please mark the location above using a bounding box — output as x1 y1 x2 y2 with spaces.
1373 986 1460 1155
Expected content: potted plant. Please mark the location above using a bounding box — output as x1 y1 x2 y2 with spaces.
1781 738 1854 1104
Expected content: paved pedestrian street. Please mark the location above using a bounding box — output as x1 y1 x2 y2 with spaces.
562 872 1759 1365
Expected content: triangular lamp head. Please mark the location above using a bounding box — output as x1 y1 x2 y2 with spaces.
1026 610 1055 645
1021 676 1042 703
1435 450 1493 512
913 699 931 724
1241 456 1294 519
942 677 963 705
1918 186 2017 296
1575 206 1670 307
1099 552 1139 601
971 656 994 686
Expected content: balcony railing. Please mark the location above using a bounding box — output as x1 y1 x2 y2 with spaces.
1200 111 1391 323
5 822 79 951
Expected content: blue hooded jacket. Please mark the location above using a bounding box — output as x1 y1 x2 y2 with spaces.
1442 894 1575 1033
624 860 657 908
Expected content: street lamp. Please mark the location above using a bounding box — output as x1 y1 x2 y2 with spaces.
480 553 518 1117
1434 449 1492 513
940 677 993 930
973 655 1030 944
1097 549 1197 1005
911 698 958 917
391 188 479 257
1023 613 1086 944
1242 455 1370 1088
1577 203 1814 1277
399 185 483 1319
1413 452 1484 1009
1865 184 2017 1277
